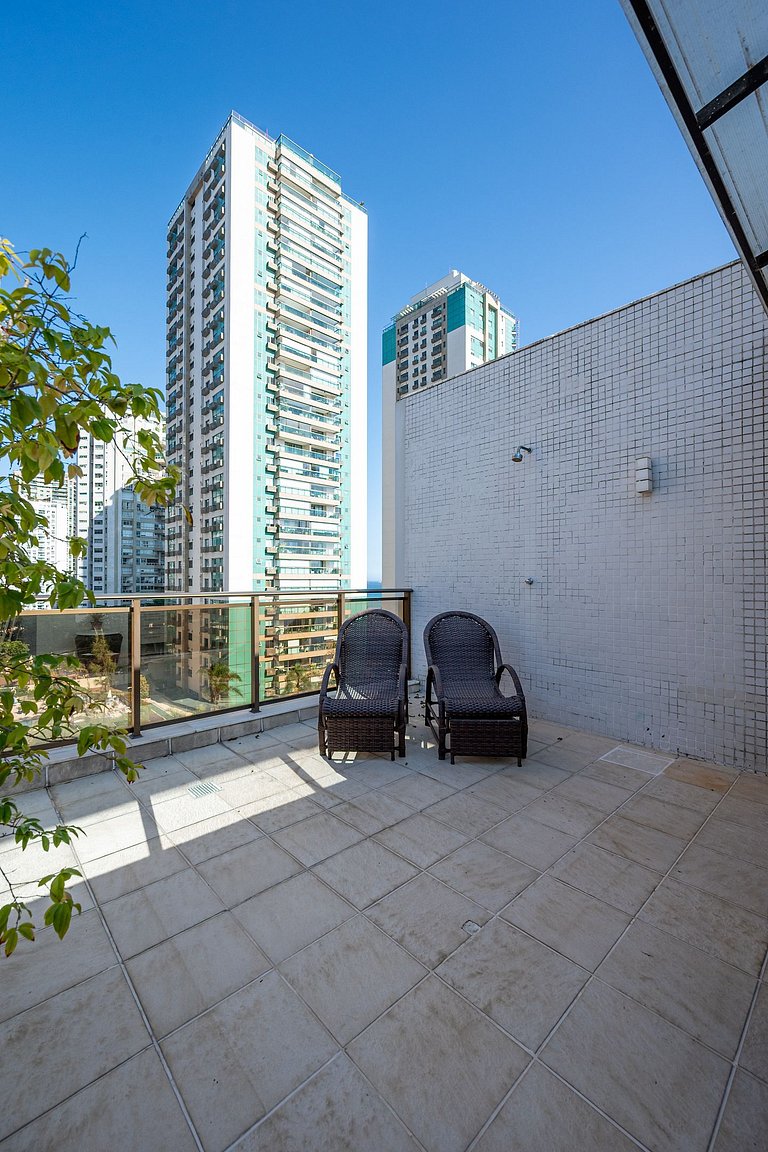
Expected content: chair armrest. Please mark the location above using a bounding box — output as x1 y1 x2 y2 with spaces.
397 661 408 724
319 663 339 704
425 664 445 702
496 663 525 703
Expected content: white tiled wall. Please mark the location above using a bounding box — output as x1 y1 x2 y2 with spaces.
398 262 767 770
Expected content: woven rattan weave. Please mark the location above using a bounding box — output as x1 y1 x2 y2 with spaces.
423 611 527 765
318 609 409 760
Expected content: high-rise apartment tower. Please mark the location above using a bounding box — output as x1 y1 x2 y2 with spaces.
381 271 517 584
165 112 368 596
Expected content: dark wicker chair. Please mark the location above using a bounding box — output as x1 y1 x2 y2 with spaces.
423 611 527 765
318 609 408 761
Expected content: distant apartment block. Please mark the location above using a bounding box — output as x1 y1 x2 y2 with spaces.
26 478 72 575
382 270 518 399
165 111 368 597
382 271 517 583
70 418 166 596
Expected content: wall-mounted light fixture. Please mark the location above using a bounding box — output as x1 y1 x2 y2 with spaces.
635 457 653 494
512 446 532 463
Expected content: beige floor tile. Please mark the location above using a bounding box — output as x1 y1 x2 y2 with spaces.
474 1061 639 1152
233 871 354 962
196 837 301 905
741 983 768 1083
416 760 496 789
511 760 571 789
53 787 138 828
0 1047 197 1152
240 790 324 832
162 970 338 1152
0 967 149 1141
429 840 539 911
339 760 411 789
696 816 766 868
521 792 605 838
481 812 578 870
80 837 186 902
216 770 287 808
313 838 418 908
0 908 116 1024
378 772 456 810
348 976 529 1152
61 808 161 864
530 743 597 772
128 767 198 805
374 812 468 868
542 981 730 1152
232 1054 421 1152
664 758 737 793
169 810 263 866
272 810 364 866
672 842 768 918
423 791 507 836
728 772 768 807
501 875 630 971
330 791 414 835
102 868 224 958
639 878 768 975
713 794 768 833
588 813 687 871
528 719 576 744
146 789 233 834
580 759 652 791
126 911 271 1036
550 774 634 813
549 842 663 915
437 918 588 1048
597 919 756 1057
712 1069 768 1152
280 914 426 1044
619 794 705 840
367 873 490 968
640 775 724 814
173 742 253 773
466 773 543 812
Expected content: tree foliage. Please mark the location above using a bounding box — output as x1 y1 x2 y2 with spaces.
0 238 179 955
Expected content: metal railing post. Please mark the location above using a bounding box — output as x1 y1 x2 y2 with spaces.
130 598 142 738
337 590 346 639
403 590 412 680
251 594 260 713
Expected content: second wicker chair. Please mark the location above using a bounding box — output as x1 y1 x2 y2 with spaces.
423 611 527 765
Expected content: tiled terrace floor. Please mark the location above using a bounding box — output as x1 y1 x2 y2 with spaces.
1 712 767 1152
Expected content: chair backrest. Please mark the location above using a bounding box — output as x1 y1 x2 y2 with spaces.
336 610 407 689
423 611 501 682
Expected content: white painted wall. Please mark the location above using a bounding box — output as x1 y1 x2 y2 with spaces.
398 262 767 770
348 202 368 588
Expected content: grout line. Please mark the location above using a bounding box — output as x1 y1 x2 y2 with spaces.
40 788 206 1152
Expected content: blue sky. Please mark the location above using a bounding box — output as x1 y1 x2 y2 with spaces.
4 1 735 579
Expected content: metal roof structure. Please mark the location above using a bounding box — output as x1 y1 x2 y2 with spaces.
621 0 768 314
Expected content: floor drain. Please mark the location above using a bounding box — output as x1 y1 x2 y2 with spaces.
188 781 221 798
463 921 482 935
